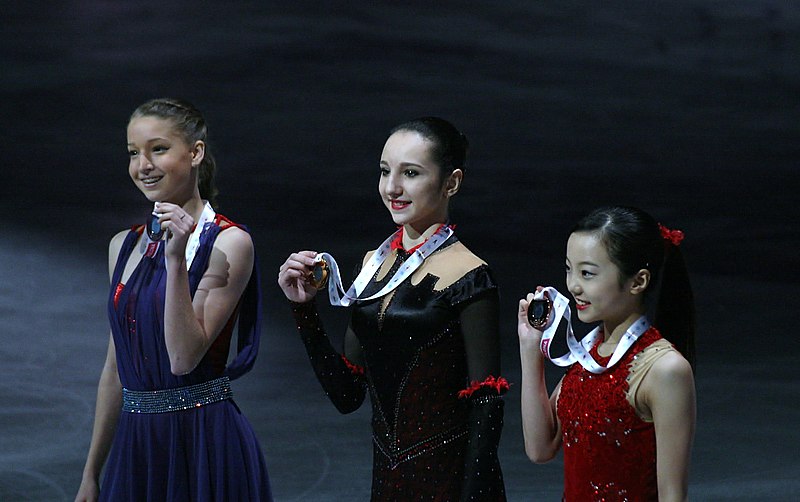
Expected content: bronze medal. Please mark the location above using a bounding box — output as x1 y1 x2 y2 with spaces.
528 295 552 330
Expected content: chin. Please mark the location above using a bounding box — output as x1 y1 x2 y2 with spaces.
387 213 409 226
139 190 159 202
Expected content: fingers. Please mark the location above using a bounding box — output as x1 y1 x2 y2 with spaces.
277 251 320 303
277 251 319 287
518 292 538 324
518 296 530 318
279 252 318 274
153 202 194 238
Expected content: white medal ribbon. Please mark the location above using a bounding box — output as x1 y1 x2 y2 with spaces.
535 286 651 374
150 201 216 271
318 225 454 307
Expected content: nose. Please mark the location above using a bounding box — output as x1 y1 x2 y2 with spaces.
384 171 403 198
566 272 581 296
138 153 154 172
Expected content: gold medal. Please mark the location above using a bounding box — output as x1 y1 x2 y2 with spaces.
308 258 329 289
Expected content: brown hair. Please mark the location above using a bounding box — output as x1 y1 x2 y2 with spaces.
130 98 219 208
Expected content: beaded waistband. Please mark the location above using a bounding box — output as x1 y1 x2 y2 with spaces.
122 376 232 414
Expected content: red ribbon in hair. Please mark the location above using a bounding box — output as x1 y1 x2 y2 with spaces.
658 223 684 246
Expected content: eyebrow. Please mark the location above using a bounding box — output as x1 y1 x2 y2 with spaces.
127 137 170 146
380 160 426 169
566 258 600 267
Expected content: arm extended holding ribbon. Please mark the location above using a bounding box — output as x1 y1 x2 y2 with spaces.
279 251 366 414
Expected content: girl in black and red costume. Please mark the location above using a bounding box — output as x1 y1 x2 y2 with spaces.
278 117 507 500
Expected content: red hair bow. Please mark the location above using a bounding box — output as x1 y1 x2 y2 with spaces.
658 223 684 246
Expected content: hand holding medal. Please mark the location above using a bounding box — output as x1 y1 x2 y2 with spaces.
309 225 454 308
525 285 651 374
145 201 215 270
277 250 323 304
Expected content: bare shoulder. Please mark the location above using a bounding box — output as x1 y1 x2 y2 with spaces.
420 241 490 290
433 241 487 272
362 249 376 266
640 350 695 409
206 226 255 280
108 228 133 277
214 225 253 253
648 351 694 385
109 228 131 252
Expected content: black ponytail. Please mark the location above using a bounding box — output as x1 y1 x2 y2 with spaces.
573 206 696 369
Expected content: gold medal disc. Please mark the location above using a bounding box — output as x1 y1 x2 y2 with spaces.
308 258 329 289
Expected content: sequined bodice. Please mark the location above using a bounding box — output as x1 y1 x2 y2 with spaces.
557 328 662 501
349 237 497 466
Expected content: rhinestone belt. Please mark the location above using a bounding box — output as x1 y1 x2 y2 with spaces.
122 376 232 414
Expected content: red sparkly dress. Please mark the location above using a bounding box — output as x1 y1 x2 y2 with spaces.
557 327 671 501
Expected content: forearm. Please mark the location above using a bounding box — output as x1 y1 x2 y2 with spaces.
519 339 560 463
458 291 507 500
164 260 209 375
657 486 689 502
81 367 122 482
291 300 365 413
656 435 691 502
459 386 508 501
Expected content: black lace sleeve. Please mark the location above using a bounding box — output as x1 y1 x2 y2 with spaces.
290 300 366 414
456 270 507 501
460 286 501 381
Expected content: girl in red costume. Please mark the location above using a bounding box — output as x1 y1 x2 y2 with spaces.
519 206 696 501
279 117 507 500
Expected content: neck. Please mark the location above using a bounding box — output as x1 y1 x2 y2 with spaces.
602 310 646 345
402 221 445 249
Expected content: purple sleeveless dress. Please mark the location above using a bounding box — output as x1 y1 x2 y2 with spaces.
99 216 272 501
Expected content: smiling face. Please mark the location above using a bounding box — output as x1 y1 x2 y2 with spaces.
378 130 455 232
127 116 202 204
565 231 646 329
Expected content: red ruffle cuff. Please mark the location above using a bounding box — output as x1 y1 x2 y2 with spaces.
457 375 510 399
341 355 365 376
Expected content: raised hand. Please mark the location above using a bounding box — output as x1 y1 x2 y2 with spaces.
278 251 320 304
152 201 195 260
518 287 546 348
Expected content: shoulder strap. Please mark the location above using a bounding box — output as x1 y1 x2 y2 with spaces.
186 216 262 380
110 228 142 286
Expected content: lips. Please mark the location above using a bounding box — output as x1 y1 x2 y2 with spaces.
575 299 590 311
141 176 163 187
390 200 411 210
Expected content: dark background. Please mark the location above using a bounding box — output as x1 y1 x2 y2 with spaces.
1 1 798 500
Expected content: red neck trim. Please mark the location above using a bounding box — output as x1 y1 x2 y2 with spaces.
390 224 454 254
